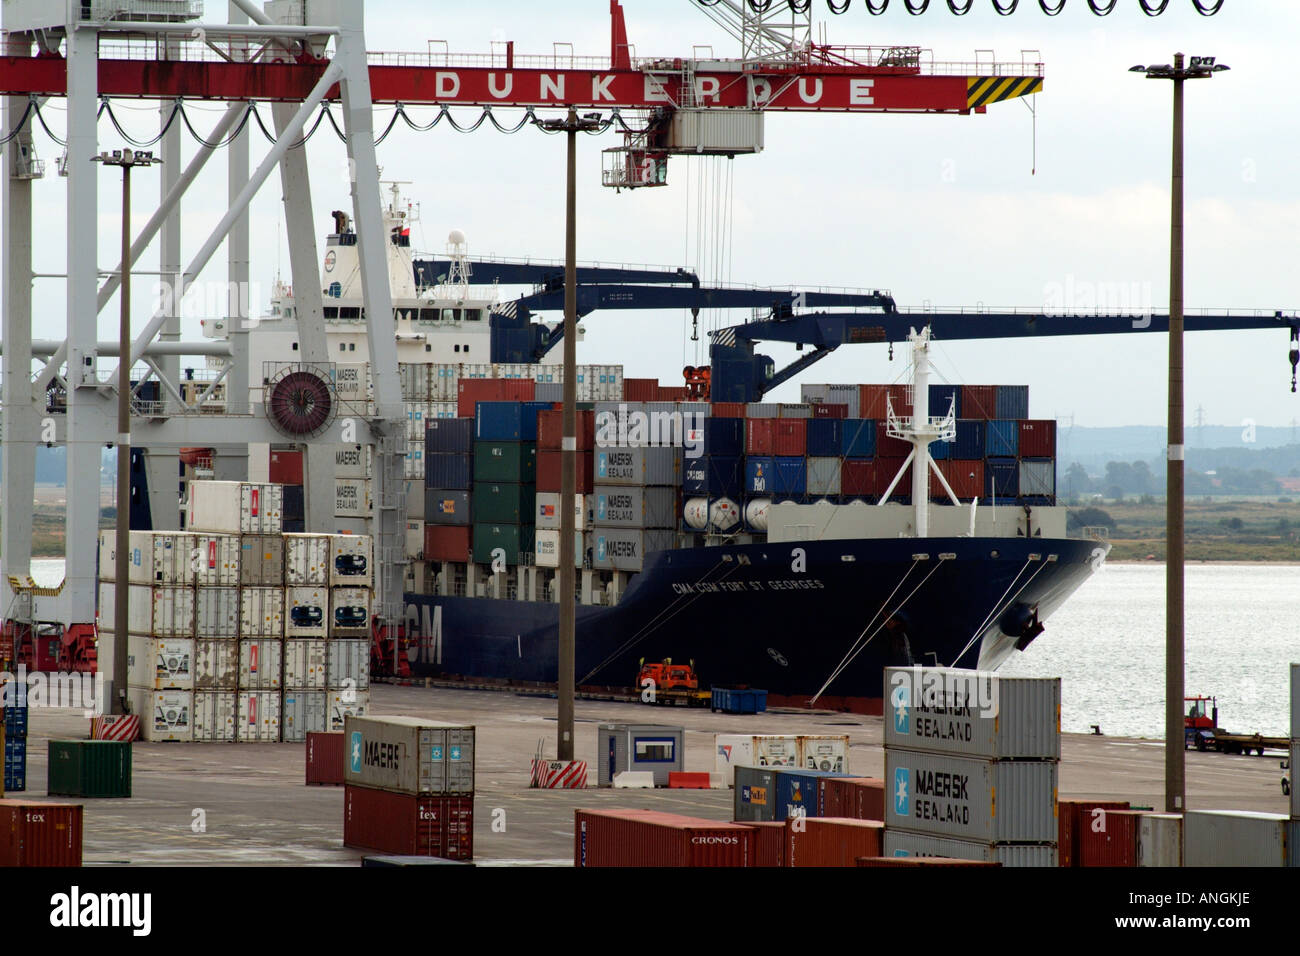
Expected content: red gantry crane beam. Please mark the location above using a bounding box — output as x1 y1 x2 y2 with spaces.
0 3 1041 113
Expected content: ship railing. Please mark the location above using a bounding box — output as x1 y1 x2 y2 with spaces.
1081 525 1110 542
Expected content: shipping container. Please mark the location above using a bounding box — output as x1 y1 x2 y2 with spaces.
1183 810 1290 867
883 668 1061 759
192 690 237 742
592 528 674 572
343 715 476 795
194 586 240 640
4 735 26 791
747 820 787 867
985 458 1019 499
306 732 345 785
857 856 998 867
330 588 372 639
537 408 595 451
284 587 328 639
1079 808 1143 867
804 419 841 458
284 533 330 586
596 723 684 786
801 383 860 418
840 459 873 497
425 417 474 454
456 378 535 418
99 583 194 638
1019 459 1056 497
837 419 875 459
594 446 681 487
819 777 886 821
535 449 595 494
592 485 677 529
871 458 913 498
282 691 328 742
3 703 29 738
960 385 997 421
334 443 373 478
885 750 1057 843
128 688 193 742
99 530 195 586
952 420 984 460
883 830 1056 867
239 587 283 638
875 420 912 459
47 740 131 798
575 809 752 867
334 478 372 518
331 363 371 403
327 639 370 691
535 493 593 531
405 479 425 521
929 460 985 501
1057 800 1130 868
344 786 474 860
716 735 800 786
700 417 744 457
470 523 533 566
329 689 370 732
236 533 281 587
474 441 537 484
776 768 845 819
424 525 471 563
471 482 535 524
995 385 1029 420
682 456 742 499
424 453 472 491
1291 663 1299 740
984 420 1019 458
787 818 884 867
193 639 239 690
535 529 586 569
1018 419 1057 458
399 363 431 401
187 533 239 587
425 488 472 526
330 534 373 588
710 401 747 418
0 800 83 867
928 384 962 419
269 448 304 485
806 457 842 497
127 636 194 690
744 457 807 498
187 480 283 534
1137 813 1183 867
237 691 281 742
283 640 328 690
474 400 550 441
238 639 282 691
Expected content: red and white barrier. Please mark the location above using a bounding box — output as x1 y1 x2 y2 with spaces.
91 714 140 742
530 759 587 789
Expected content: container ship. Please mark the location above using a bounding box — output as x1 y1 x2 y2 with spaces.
185 185 1108 711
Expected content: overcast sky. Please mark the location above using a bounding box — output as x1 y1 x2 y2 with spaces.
13 0 1300 428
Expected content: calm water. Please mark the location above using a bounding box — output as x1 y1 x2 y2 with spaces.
30 559 1297 739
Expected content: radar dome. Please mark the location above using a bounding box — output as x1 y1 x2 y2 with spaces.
448 229 467 246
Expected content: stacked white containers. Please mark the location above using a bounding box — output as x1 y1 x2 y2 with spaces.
591 402 680 573
327 533 373 730
98 530 197 742
882 667 1061 867
283 533 331 741
193 531 241 742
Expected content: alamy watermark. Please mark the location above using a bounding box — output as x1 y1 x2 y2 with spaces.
888 666 1000 721
1 665 106 718
1043 274 1153 328
151 278 266 328
595 403 706 460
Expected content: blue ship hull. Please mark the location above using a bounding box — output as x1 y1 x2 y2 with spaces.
401 535 1106 705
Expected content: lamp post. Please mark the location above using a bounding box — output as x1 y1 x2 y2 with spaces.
538 109 602 761
93 147 162 714
1130 53 1227 814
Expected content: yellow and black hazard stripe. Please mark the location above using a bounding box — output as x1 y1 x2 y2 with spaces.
966 76 1043 109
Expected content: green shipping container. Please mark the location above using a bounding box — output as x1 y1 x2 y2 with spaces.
473 442 537 483
47 740 133 798
472 524 535 566
472 481 536 524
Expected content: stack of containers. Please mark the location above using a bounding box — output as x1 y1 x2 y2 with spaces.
424 417 474 563
343 715 475 861
744 415 807 504
593 403 680 573
882 667 1061 866
193 528 241 742
3 690 27 792
283 533 330 741
535 407 595 567
98 529 197 742
681 419 744 534
472 401 551 566
400 363 430 481
328 533 374 731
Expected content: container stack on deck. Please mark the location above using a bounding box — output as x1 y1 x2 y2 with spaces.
472 400 550 567
535 408 595 568
882 668 1061 866
96 481 372 742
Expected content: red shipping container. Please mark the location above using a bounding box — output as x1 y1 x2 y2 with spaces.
1058 799 1130 867
841 460 874 496
746 418 777 455
812 403 848 419
859 384 887 419
851 779 886 820
305 732 344 786
930 459 985 501
888 384 913 418
819 777 884 819
269 449 304 485
857 856 999 867
456 378 536 418
773 419 806 456
344 786 474 860
960 385 997 420
0 800 83 867
1018 419 1057 458
575 809 753 867
871 457 912 497
668 772 712 789
536 450 594 494
710 402 747 418
424 525 472 563
623 378 659 402
537 409 595 451
746 821 787 867
876 421 912 458
657 385 687 401
786 818 883 867
1080 808 1144 868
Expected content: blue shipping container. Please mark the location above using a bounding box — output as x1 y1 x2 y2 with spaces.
985 458 1019 498
426 417 473 454
841 419 877 458
930 439 951 461
474 401 551 441
995 385 1029 420
684 455 743 498
774 457 807 497
702 418 745 457
711 688 768 714
425 452 472 490
744 457 776 496
774 768 847 819
805 419 842 458
985 420 1019 458
954 420 985 460
929 384 962 418
3 704 29 738
4 734 25 791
